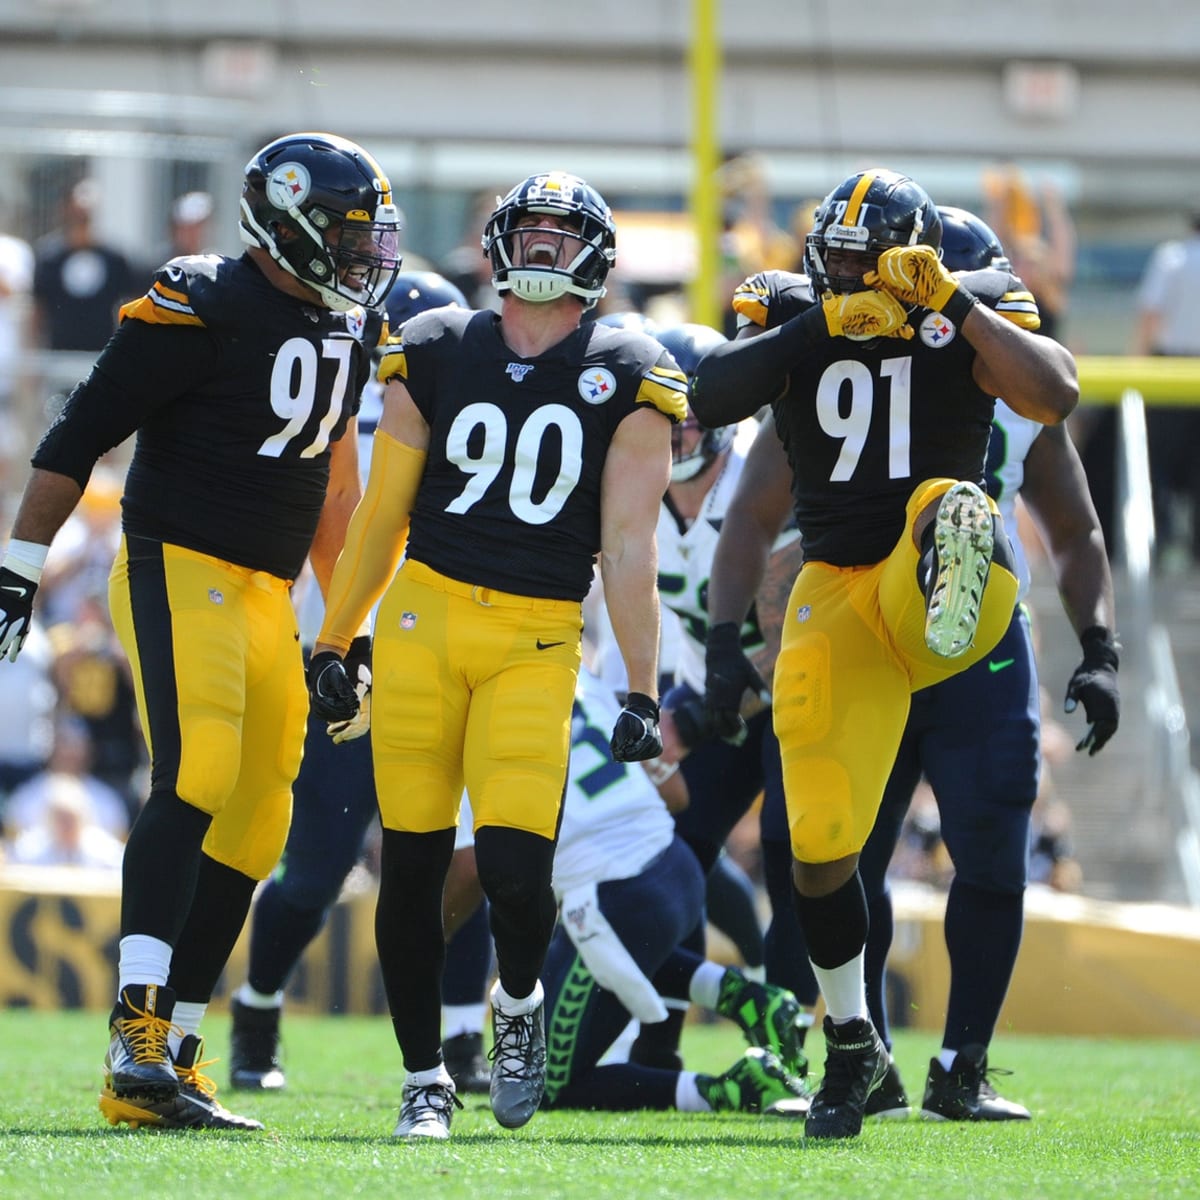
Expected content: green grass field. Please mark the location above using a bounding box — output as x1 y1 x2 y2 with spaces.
3 1010 1197 1200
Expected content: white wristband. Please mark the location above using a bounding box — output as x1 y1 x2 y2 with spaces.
2 540 50 585
643 757 680 787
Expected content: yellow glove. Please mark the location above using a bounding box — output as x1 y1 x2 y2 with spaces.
821 290 915 341
866 245 977 324
328 685 370 744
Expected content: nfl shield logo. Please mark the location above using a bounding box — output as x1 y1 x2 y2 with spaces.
796 604 811 623
400 611 417 629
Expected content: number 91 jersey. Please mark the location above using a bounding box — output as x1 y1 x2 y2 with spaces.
380 308 687 600
734 265 1038 567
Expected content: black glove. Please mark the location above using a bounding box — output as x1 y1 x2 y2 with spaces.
1064 626 1120 756
0 564 38 663
610 691 663 762
326 635 372 743
668 692 716 750
307 648 360 723
704 621 769 747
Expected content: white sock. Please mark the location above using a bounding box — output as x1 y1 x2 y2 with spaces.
235 982 284 1010
169 1001 208 1057
741 964 766 983
688 961 727 1010
675 1071 709 1112
408 1063 453 1088
938 1047 959 1071
443 1002 486 1039
811 952 867 1024
490 978 544 1017
117 935 172 996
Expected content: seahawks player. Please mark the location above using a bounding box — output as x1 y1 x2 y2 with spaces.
693 167 1078 1139
0 131 401 1130
309 171 687 1139
612 321 818 1074
858 206 1119 1122
541 663 807 1115
227 270 496 1098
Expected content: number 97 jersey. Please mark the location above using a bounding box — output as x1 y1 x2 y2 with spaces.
380 308 687 601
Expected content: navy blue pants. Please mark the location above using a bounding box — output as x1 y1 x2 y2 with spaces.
861 607 1040 1049
542 835 706 1109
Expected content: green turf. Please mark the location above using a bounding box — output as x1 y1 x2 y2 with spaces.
2 1010 1197 1200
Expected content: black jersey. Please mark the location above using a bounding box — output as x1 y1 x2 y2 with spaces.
734 267 1040 567
37 254 385 581
378 308 687 600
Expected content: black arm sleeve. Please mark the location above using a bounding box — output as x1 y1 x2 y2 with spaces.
690 304 827 427
31 321 217 490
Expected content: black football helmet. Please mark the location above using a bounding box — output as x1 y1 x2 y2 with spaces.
937 205 1011 274
654 322 734 483
483 171 617 309
804 167 942 295
385 270 468 328
240 132 402 312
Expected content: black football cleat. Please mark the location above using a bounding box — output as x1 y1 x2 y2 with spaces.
804 1015 889 1140
921 1044 1031 1121
229 998 286 1091
104 984 180 1103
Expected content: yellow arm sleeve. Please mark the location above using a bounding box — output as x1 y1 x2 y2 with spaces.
317 430 427 653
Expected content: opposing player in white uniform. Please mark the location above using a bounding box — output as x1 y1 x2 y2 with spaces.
540 664 808 1113
617 322 817 1076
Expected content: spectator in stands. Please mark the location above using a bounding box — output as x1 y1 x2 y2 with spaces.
3 715 130 842
1131 210 1200 569
4 769 125 870
32 178 137 353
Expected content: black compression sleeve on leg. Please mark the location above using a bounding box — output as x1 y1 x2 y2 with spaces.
119 789 213 944
792 871 869 970
474 825 558 1000
690 305 826 427
376 826 457 1072
168 854 258 1003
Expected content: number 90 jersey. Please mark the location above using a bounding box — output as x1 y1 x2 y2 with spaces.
86 254 384 580
380 308 687 600
734 265 1039 567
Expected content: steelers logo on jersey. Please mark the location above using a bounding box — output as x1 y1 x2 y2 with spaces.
919 310 957 349
578 367 617 405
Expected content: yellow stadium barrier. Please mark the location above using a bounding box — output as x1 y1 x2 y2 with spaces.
1076 356 1200 404
4 868 1199 1036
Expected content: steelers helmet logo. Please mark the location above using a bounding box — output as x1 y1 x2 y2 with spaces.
266 162 311 210
578 367 617 405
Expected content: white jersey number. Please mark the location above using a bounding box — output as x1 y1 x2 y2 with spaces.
444 402 583 525
258 336 354 459
816 356 912 481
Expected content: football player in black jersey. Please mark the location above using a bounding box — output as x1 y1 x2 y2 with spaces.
0 131 400 1131
691 167 1078 1139
308 170 687 1139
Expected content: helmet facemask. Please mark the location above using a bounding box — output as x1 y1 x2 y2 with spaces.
804 169 942 298
671 415 735 483
483 172 617 310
